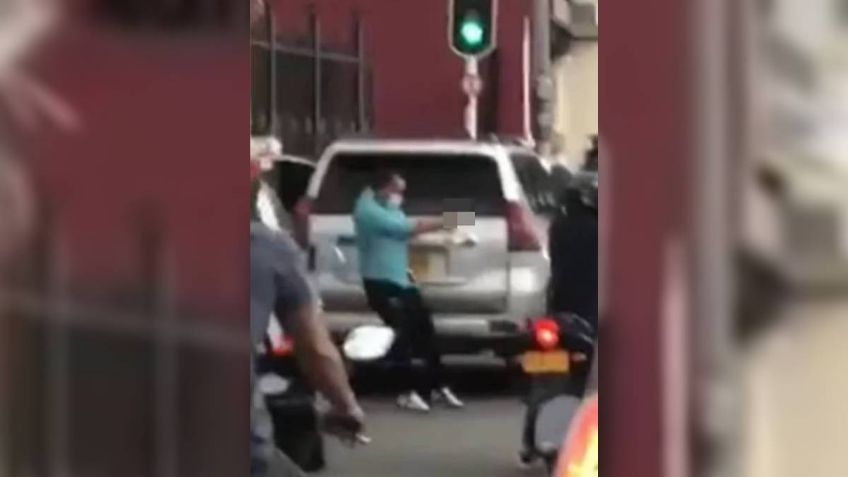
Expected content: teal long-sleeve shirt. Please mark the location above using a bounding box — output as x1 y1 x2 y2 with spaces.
353 189 414 287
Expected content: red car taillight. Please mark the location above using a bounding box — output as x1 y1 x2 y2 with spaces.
532 317 560 350
506 201 542 252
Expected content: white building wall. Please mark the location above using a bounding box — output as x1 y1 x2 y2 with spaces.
553 40 598 168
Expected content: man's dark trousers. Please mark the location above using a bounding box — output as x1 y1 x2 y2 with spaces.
363 279 444 397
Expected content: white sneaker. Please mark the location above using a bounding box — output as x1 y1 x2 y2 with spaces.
397 391 431 413
432 387 464 409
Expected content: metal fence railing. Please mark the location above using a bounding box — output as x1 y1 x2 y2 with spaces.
251 6 373 159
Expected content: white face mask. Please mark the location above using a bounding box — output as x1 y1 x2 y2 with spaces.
387 193 404 208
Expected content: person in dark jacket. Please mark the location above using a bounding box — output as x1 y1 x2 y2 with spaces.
547 175 599 323
583 136 599 172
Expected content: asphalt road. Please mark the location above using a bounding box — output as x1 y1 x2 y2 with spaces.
321 359 549 477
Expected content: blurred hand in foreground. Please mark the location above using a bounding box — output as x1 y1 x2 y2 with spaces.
0 0 80 131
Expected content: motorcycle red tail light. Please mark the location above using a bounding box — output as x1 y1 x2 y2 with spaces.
533 318 560 350
271 336 295 357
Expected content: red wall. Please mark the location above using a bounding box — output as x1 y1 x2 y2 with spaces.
28 26 249 320
602 0 695 474
271 0 530 137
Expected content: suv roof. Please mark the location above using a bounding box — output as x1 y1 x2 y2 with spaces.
309 139 527 201
333 133 533 145
326 138 516 154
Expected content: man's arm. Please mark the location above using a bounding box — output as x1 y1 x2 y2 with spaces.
266 228 363 421
358 202 414 239
359 199 448 239
378 216 445 238
285 302 361 416
410 218 445 236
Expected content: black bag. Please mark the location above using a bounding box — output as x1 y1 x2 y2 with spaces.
265 381 325 472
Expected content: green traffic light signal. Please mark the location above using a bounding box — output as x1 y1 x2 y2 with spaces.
450 0 496 58
459 16 485 47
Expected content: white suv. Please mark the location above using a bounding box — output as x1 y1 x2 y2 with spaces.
296 139 550 355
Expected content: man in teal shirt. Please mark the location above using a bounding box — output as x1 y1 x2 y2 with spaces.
353 171 464 412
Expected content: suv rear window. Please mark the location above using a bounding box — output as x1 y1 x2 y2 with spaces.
314 152 505 216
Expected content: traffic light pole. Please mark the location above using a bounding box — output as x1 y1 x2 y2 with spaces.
449 0 495 140
532 0 554 156
464 57 480 140
266 0 277 138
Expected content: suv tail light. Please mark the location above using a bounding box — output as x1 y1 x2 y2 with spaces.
506 201 542 251
293 197 313 250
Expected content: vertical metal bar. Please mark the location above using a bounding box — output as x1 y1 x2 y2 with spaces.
266 0 277 137
0 327 5 477
464 58 480 140
43 209 69 477
532 0 554 155
522 16 534 145
355 13 368 132
691 0 736 475
142 212 178 477
311 9 323 156
661 237 691 477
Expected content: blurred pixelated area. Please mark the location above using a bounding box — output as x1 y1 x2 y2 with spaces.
1 1 250 476
442 199 476 227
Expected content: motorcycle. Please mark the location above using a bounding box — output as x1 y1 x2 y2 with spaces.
518 313 597 473
258 322 393 472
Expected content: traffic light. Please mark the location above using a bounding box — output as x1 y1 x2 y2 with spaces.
449 0 497 58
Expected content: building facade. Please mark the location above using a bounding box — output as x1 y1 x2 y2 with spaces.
255 0 597 158
552 0 598 167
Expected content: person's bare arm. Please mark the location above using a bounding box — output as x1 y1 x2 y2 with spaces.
410 218 446 236
262 227 365 440
285 302 361 416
